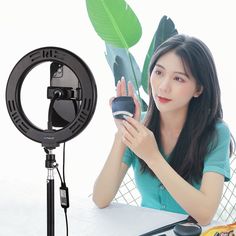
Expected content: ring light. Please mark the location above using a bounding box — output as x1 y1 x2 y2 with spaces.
6 47 97 148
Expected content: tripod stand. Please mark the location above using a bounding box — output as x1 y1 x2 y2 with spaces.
6 46 97 235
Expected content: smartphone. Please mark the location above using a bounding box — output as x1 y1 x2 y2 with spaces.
49 62 80 128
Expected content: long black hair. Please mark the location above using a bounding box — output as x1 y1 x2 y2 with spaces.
140 34 235 183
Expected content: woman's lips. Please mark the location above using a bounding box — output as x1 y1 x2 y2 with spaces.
157 96 172 103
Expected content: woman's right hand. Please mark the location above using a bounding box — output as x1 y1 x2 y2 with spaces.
109 77 141 131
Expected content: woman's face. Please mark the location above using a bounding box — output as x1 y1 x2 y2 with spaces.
150 51 202 115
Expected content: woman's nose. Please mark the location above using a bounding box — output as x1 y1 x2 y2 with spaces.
158 77 171 93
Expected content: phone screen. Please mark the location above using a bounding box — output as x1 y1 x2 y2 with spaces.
50 62 80 128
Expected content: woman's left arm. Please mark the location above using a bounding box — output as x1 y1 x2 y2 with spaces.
150 158 224 226
121 116 225 226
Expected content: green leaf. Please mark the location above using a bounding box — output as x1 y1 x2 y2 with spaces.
86 0 142 48
141 99 148 111
141 16 178 93
105 43 141 92
105 43 149 110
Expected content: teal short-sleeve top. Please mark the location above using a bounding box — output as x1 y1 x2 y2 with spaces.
122 121 231 214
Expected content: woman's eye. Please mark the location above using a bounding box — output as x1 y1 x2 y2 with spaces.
174 76 185 82
155 70 162 76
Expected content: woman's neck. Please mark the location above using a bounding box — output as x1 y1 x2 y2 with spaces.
159 109 187 135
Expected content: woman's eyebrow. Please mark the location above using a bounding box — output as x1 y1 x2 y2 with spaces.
155 63 189 79
155 63 165 69
174 71 190 79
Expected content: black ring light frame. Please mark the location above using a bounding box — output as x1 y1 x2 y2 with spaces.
6 46 97 149
5 47 97 236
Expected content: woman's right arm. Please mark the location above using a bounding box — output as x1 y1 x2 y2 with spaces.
92 130 129 208
92 77 140 208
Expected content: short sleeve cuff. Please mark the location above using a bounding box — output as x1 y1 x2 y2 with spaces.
122 148 133 167
203 166 230 182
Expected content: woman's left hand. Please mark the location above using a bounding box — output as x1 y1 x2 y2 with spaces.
121 116 160 164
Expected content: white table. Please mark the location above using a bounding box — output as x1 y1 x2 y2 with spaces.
67 198 191 236
0 197 217 235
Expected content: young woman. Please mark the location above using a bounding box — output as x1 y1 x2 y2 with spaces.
92 34 235 225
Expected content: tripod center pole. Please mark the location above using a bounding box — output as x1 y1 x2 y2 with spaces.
45 150 56 236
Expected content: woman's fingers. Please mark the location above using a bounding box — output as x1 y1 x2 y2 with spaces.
115 77 141 120
127 81 141 120
117 77 137 98
120 123 133 146
120 77 126 96
116 77 127 96
116 80 121 97
122 119 138 138
124 116 144 132
133 95 141 120
128 80 134 97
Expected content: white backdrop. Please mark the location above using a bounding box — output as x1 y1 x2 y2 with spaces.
0 0 236 235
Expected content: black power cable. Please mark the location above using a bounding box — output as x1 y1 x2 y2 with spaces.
59 142 69 236
54 145 69 236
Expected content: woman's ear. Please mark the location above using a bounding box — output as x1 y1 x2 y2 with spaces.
193 85 203 98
